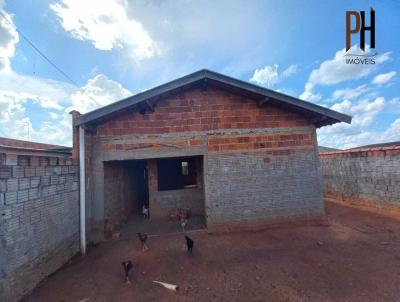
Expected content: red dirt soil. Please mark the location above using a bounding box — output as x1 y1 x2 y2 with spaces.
22 201 400 302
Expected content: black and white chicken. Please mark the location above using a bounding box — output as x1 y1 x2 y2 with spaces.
122 260 133 284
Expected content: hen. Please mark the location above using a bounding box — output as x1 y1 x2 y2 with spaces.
137 232 149 251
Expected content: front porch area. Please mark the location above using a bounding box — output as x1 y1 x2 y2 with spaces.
103 155 206 239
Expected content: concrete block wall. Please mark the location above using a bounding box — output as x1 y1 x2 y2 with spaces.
320 147 400 208
148 157 204 219
0 152 79 301
205 149 323 229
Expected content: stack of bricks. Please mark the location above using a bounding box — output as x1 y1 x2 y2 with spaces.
0 152 79 301
320 146 400 208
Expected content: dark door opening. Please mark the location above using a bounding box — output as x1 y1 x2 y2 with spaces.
103 160 149 237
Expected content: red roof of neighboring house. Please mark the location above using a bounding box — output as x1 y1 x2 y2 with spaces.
0 137 71 152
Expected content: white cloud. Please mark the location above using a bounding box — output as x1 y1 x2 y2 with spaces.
0 73 131 146
250 64 297 88
384 118 400 141
387 97 400 112
0 81 74 145
299 82 322 102
50 0 159 60
318 117 400 149
309 46 390 86
300 45 391 102
250 64 279 87
371 71 396 85
49 112 59 119
317 96 392 149
69 74 132 114
281 64 297 78
331 84 369 101
0 1 19 70
0 1 133 146
0 69 76 109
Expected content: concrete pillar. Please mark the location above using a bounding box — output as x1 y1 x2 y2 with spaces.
147 159 157 219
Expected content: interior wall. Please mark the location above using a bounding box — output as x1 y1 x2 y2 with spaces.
103 161 145 236
148 156 205 219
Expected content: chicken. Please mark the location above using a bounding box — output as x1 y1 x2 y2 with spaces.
142 205 149 219
180 216 188 232
122 260 133 284
184 235 194 253
137 232 149 251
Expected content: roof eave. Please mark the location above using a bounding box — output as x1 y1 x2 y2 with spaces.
76 69 352 127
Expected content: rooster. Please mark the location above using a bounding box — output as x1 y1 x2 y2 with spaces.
137 232 149 251
185 235 194 253
122 260 133 284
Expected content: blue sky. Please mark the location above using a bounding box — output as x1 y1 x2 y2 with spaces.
0 0 399 148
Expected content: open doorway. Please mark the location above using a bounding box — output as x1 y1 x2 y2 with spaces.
103 160 148 237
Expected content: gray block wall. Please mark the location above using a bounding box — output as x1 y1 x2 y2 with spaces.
149 156 205 219
204 149 324 229
320 148 400 208
0 152 79 301
150 187 204 219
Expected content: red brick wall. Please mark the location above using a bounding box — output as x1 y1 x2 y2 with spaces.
208 133 313 152
97 87 310 136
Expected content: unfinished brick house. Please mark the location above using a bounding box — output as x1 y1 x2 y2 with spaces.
72 69 351 242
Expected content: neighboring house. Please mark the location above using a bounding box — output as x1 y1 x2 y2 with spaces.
72 69 351 241
347 141 400 150
0 137 71 153
318 146 340 153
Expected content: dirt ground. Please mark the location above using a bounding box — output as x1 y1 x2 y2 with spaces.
23 201 400 302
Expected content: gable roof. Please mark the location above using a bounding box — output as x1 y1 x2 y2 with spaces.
76 69 351 128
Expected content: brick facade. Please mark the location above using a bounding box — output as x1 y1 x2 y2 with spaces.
86 86 324 240
0 151 79 301
97 88 309 136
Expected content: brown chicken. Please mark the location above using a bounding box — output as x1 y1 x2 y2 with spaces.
137 232 148 251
